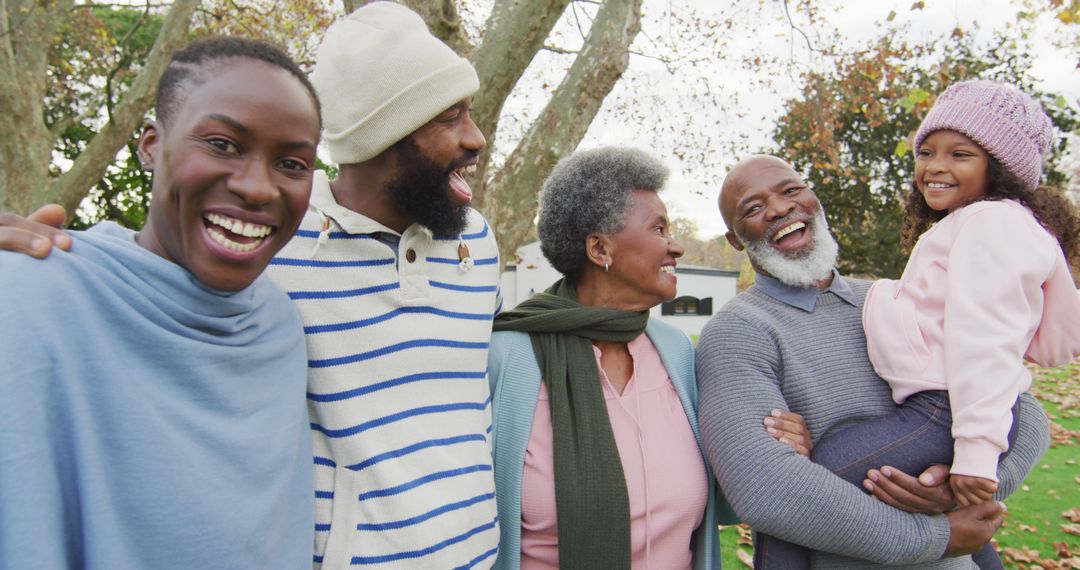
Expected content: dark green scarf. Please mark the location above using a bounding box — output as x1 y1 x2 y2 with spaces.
492 278 648 570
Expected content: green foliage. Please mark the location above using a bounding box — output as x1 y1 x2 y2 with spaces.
56 1 338 229
71 142 151 230
771 35 1079 279
54 2 339 228
48 5 167 229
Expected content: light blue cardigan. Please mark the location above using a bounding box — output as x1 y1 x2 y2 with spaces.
487 318 738 569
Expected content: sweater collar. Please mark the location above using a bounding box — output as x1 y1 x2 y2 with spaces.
308 169 402 236
753 268 857 312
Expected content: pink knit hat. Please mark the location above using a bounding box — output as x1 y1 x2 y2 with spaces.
914 80 1053 190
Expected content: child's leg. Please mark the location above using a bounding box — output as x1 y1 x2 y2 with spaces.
972 543 1005 570
756 393 1021 569
810 390 955 484
810 392 1019 570
753 532 813 570
755 391 953 570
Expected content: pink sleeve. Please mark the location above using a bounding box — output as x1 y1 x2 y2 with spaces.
1025 258 1080 367
943 206 1053 481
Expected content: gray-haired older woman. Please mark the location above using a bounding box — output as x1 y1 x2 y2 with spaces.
486 147 744 570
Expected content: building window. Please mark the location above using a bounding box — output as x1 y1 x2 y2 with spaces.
661 296 712 316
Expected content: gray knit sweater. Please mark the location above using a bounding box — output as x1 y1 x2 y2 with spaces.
697 276 1050 569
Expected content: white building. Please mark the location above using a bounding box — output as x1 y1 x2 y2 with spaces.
500 241 739 338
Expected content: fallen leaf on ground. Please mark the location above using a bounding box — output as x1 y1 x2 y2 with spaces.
1050 422 1080 446
1001 545 1040 564
736 523 753 546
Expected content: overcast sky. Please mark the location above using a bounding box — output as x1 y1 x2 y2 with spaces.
531 0 1080 239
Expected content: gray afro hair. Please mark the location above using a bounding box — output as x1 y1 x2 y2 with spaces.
538 146 669 279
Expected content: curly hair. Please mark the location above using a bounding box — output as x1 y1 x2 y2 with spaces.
156 37 321 129
901 157 1080 270
537 147 669 280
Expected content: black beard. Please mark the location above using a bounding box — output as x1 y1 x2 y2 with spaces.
385 138 470 237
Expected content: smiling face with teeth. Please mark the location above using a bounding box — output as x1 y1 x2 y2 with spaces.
915 129 990 213
136 59 320 292
722 156 822 259
383 98 485 236
720 156 838 287
588 189 685 311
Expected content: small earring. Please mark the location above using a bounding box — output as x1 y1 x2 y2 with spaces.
604 262 609 273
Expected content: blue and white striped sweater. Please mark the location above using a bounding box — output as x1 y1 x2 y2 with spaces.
269 173 501 569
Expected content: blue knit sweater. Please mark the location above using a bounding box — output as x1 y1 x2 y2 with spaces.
0 222 313 569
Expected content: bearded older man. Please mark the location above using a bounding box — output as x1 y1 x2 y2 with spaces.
696 155 1050 569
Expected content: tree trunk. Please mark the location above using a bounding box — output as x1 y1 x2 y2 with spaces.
0 0 70 215
483 0 643 266
399 0 472 56
47 0 199 216
468 0 571 209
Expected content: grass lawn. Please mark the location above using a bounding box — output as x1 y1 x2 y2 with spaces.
717 361 1080 569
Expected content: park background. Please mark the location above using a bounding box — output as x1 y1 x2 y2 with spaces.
1 0 1077 567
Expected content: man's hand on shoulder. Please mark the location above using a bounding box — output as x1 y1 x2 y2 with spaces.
0 205 71 259
863 464 955 514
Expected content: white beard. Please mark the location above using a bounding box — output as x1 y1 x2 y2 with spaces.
740 209 839 288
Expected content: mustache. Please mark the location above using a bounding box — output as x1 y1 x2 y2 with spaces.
446 151 480 173
766 213 811 239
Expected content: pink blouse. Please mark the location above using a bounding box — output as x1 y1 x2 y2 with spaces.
519 333 708 570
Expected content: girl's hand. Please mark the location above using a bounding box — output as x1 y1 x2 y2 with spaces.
764 409 812 456
950 474 998 507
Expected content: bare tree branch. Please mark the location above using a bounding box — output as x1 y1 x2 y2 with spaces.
483 0 644 264
542 44 578 55
569 0 591 40
104 1 153 122
466 0 572 207
46 0 199 215
783 0 816 57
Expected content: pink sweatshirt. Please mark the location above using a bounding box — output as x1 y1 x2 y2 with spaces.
864 199 1080 481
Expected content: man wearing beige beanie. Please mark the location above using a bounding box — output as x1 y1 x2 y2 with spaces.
0 2 500 568
266 2 502 568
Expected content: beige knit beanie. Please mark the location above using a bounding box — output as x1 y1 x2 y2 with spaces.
311 1 479 164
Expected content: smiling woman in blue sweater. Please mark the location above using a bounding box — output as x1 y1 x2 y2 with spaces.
0 37 321 569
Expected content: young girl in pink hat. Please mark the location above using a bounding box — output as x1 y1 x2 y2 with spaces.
759 79 1080 569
